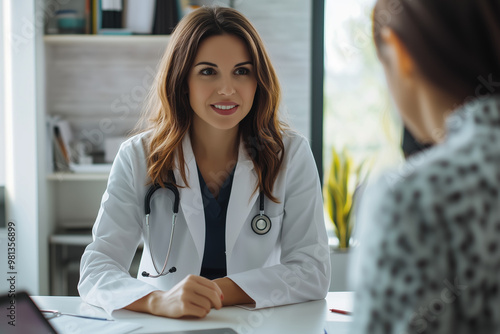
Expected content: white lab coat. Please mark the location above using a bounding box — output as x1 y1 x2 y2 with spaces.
78 130 331 315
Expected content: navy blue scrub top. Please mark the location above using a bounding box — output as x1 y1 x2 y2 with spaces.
197 164 236 280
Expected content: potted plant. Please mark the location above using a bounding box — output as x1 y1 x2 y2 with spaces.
323 147 368 290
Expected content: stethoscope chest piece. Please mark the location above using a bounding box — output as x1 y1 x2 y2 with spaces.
251 213 271 235
251 191 272 235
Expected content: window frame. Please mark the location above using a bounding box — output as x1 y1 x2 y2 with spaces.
311 0 325 184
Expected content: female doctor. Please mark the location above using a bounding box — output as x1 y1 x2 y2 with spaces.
78 6 330 319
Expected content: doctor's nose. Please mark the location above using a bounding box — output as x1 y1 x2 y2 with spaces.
217 78 236 96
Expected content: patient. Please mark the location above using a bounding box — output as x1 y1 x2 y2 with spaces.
350 0 500 333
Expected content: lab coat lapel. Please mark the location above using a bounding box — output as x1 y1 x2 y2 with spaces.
226 141 259 258
174 135 205 262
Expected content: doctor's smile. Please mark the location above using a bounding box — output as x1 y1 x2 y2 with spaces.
78 6 330 320
210 102 239 116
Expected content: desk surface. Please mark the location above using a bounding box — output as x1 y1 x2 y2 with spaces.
33 292 353 334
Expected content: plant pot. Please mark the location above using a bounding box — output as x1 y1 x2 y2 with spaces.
329 247 351 291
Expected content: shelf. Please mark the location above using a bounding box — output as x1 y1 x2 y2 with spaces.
47 173 109 181
47 163 112 181
44 34 171 44
50 233 144 247
50 233 93 246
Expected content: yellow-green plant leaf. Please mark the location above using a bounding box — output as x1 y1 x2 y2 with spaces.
323 145 371 249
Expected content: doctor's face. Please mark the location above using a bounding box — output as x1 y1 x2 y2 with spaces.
188 33 257 132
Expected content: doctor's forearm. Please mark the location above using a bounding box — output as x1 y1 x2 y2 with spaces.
214 277 254 306
124 290 159 314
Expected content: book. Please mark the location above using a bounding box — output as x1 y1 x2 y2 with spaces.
124 0 156 34
53 126 71 172
101 0 123 29
92 0 101 34
54 119 73 162
46 116 57 172
152 0 179 35
47 116 74 173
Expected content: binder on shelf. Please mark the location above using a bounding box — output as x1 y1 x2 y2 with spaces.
55 119 73 160
46 117 57 172
47 117 74 173
124 0 156 34
101 0 123 29
55 127 70 164
85 0 92 34
52 127 71 173
99 0 134 34
92 0 101 34
152 0 179 35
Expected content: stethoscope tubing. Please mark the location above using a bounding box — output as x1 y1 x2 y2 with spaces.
145 212 177 278
142 179 179 278
143 176 272 278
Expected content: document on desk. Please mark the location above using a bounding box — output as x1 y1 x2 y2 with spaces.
324 321 351 334
49 316 141 334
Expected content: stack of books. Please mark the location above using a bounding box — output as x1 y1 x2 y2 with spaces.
47 117 114 174
79 0 182 35
48 117 73 172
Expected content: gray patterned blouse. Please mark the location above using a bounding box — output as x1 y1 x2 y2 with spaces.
350 96 500 333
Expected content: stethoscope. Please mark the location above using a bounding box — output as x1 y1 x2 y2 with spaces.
141 177 272 278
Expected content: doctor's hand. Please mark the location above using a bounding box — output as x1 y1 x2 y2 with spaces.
124 275 224 318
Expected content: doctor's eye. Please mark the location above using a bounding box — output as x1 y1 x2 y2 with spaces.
200 68 216 76
234 67 250 76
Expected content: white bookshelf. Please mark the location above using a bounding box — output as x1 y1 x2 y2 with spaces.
42 27 169 296
43 27 169 233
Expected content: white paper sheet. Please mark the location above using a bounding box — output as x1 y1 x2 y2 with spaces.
324 321 352 334
49 316 141 334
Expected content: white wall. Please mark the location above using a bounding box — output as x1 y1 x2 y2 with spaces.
0 0 6 296
0 0 5 187
235 0 312 139
2 0 43 295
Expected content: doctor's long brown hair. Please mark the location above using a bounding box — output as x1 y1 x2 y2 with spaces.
140 6 285 202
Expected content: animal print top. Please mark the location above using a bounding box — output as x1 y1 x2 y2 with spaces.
350 96 500 334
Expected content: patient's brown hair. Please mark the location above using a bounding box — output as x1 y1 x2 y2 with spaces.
372 0 500 101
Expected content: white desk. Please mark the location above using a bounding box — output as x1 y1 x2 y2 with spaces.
33 292 353 334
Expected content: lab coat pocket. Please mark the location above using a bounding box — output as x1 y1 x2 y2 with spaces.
230 211 284 272
247 208 283 236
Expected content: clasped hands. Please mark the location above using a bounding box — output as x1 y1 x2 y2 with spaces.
125 274 253 318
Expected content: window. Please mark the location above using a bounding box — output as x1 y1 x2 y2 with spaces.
323 0 403 179
321 0 405 245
